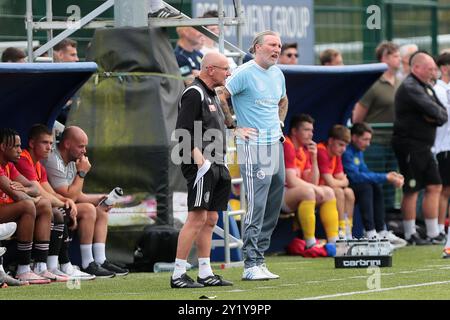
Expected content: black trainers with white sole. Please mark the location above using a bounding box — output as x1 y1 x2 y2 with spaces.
171 273 204 289
82 262 115 278
148 7 183 19
197 274 233 286
101 260 129 276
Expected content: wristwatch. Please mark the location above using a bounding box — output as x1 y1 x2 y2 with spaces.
77 171 87 178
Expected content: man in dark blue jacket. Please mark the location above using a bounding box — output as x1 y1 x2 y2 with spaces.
343 123 407 248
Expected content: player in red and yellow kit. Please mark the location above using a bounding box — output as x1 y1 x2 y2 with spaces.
282 114 339 249
317 125 355 239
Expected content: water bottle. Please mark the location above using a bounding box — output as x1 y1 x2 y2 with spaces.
335 239 347 256
368 239 380 256
153 262 193 273
99 187 123 207
379 239 392 256
153 262 175 273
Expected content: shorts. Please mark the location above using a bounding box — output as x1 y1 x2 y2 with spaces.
393 143 441 193
181 163 231 211
437 151 450 186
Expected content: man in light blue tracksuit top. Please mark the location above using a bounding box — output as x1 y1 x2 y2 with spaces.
221 30 288 280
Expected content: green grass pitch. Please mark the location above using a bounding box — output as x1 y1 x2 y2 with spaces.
1 245 449 300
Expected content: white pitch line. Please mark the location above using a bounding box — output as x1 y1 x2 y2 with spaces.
298 280 450 300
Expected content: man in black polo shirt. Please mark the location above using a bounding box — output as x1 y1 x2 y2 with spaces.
392 52 448 245
171 52 233 288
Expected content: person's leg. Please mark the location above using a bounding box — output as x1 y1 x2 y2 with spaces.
438 186 450 234
195 211 218 278
92 204 108 265
344 187 355 238
173 209 207 279
75 203 96 269
32 198 52 275
0 200 35 276
47 208 65 272
285 186 316 247
372 183 386 232
422 184 442 239
402 191 419 239
333 187 346 237
238 143 271 270
318 186 339 243
256 142 285 266
352 183 377 238
437 152 450 234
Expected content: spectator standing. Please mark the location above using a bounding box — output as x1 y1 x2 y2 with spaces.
392 52 447 245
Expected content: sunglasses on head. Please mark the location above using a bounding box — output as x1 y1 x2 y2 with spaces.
285 53 298 58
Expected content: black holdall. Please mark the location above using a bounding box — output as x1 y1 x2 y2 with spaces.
133 224 179 272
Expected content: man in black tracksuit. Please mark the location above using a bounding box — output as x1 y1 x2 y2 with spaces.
392 52 448 245
171 52 234 288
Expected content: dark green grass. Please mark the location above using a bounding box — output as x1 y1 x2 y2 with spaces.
1 246 449 300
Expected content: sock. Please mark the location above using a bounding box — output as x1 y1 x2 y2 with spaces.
346 217 353 237
49 222 64 257
149 0 164 12
438 224 445 234
0 264 4 273
59 223 71 265
366 229 377 239
93 243 107 265
80 244 94 269
47 255 59 271
33 240 50 263
403 220 416 240
16 264 31 275
425 218 439 238
198 257 214 278
297 200 316 246
16 241 33 266
320 199 339 242
34 262 48 273
339 219 346 233
172 258 187 279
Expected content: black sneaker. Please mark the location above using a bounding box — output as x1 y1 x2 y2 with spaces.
82 262 115 278
427 232 446 245
171 273 204 289
197 274 233 286
101 260 129 276
407 232 431 246
148 7 183 19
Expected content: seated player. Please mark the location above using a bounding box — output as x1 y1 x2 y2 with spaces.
282 114 339 250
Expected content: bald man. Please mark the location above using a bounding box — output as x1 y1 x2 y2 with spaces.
171 52 233 288
43 126 129 277
392 52 448 245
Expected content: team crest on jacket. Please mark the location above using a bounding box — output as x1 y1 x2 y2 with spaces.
208 104 217 112
354 157 360 165
256 169 266 180
204 191 210 203
426 87 433 96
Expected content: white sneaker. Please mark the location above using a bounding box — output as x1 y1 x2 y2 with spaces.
0 222 17 240
0 247 6 257
61 263 96 281
259 263 279 279
378 230 407 249
242 266 270 281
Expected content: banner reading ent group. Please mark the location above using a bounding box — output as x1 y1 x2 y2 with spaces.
192 0 315 65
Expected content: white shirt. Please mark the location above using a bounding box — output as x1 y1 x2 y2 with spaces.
433 79 450 154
